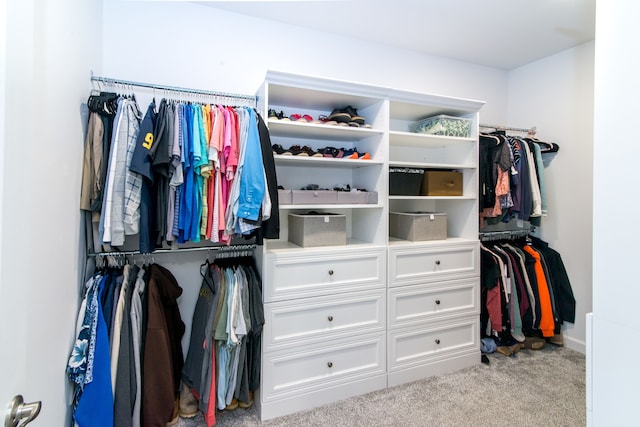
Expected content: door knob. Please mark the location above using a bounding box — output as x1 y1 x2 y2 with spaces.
5 395 41 427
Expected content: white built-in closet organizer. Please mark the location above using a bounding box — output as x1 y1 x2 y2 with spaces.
255 71 485 421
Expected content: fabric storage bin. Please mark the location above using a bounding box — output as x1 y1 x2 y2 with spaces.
337 191 378 204
288 212 346 247
291 190 338 205
389 168 424 196
389 212 447 241
278 189 292 205
420 171 463 196
410 114 472 138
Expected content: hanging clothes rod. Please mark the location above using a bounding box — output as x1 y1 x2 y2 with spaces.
480 123 536 135
88 243 257 258
479 228 533 242
90 72 257 105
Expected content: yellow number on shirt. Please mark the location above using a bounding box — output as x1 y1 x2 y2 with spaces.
143 132 154 150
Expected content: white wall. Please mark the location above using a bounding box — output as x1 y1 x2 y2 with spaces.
592 1 640 425
102 0 512 351
102 1 508 123
1 0 102 424
507 41 594 353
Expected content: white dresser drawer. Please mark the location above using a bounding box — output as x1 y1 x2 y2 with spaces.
264 248 385 302
388 278 479 329
388 315 479 372
388 242 479 286
264 290 385 351
262 332 386 402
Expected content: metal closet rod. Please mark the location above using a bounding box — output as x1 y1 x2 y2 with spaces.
480 123 537 135
88 244 257 258
90 72 257 104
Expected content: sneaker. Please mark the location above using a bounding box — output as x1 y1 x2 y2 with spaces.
343 105 366 125
178 382 199 418
268 109 278 120
358 152 371 160
327 108 351 123
272 144 292 155
341 148 357 159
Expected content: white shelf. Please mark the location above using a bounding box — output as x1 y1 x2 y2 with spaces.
265 239 383 254
387 236 478 247
280 204 383 210
388 195 476 201
389 130 475 146
268 119 384 141
275 155 383 168
389 161 476 170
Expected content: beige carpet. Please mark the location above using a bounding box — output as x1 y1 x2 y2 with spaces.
178 345 585 427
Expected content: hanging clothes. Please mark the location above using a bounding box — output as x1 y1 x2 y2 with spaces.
80 92 280 254
479 237 575 345
479 131 557 227
182 255 264 427
67 261 186 427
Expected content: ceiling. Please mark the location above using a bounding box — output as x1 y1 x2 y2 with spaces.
197 0 596 70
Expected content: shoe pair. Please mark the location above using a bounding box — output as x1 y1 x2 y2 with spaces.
268 109 288 120
290 113 314 123
290 144 322 157
328 105 366 126
342 148 371 160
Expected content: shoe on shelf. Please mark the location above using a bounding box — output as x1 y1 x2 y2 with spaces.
268 109 278 120
347 122 360 127
301 114 313 122
278 111 290 121
272 144 292 155
327 108 351 123
341 148 356 158
301 145 322 157
312 115 329 124
343 105 366 125
358 152 371 160
178 381 199 418
289 113 302 121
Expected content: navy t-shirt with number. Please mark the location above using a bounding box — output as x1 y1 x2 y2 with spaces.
130 101 157 253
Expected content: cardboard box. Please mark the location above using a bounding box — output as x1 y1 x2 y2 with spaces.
288 212 346 247
389 212 447 241
291 190 338 205
420 171 462 196
389 168 424 196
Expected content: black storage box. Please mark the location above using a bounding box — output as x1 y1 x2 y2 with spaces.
389 168 424 196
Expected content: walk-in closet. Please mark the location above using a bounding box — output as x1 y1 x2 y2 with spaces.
9 0 637 426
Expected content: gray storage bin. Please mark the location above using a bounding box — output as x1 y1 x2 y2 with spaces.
337 191 378 204
291 190 338 205
389 212 447 241
288 212 347 247
278 189 292 205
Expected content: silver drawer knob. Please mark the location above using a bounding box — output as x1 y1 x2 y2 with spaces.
328 315 334 321
327 362 333 368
